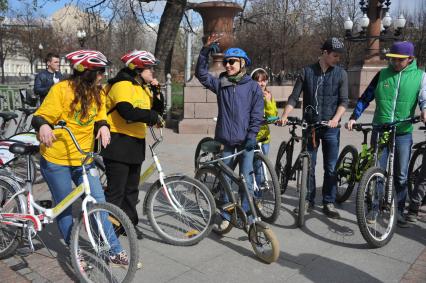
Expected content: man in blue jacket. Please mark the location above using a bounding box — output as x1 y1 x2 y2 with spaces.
195 35 264 222
34 53 63 104
281 37 349 219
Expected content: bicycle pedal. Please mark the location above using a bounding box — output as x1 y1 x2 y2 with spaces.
36 200 52 208
221 202 236 211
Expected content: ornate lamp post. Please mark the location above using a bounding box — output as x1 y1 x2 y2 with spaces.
344 0 406 105
77 29 87 48
38 43 43 72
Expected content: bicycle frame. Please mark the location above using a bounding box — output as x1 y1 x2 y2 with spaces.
0 125 111 253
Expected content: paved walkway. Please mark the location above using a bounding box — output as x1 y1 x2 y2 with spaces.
1 109 425 282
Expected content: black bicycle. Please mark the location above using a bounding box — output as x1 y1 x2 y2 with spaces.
275 117 340 227
195 141 280 263
356 116 420 248
407 125 426 205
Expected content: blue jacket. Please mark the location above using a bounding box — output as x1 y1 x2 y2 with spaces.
34 69 63 101
195 47 264 146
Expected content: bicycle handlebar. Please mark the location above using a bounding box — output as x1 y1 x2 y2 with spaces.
281 117 341 129
54 120 100 158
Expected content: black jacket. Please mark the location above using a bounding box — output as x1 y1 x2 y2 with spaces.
34 69 63 101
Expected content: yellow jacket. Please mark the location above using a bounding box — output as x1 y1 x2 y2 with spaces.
34 80 107 166
256 97 278 144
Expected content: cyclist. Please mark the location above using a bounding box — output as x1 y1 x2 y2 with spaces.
347 41 426 227
31 50 129 266
251 68 278 194
195 34 264 222
280 37 348 219
101 50 164 240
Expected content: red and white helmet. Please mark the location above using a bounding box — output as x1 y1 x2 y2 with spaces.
66 50 109 72
121 50 159 70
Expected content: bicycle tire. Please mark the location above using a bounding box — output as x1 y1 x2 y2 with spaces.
252 152 281 223
0 178 24 259
297 154 310 228
194 137 215 170
335 145 358 203
70 202 139 283
407 148 426 204
356 167 397 248
195 166 235 235
275 141 289 194
248 223 280 263
146 175 215 246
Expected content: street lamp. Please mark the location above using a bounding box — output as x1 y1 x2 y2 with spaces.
38 43 43 71
77 29 87 48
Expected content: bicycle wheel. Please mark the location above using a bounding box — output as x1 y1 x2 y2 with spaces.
195 166 235 235
356 167 397 248
275 141 289 194
70 202 138 283
194 137 215 170
146 175 215 246
248 223 280 263
252 152 280 223
0 178 24 259
297 154 310 228
335 145 358 203
407 148 425 203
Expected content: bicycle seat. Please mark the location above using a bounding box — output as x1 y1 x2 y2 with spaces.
16 108 37 115
0 112 18 122
9 142 39 155
200 140 222 153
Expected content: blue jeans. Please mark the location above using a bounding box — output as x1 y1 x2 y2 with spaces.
254 143 270 197
306 127 340 205
373 132 412 214
222 144 254 213
40 157 122 254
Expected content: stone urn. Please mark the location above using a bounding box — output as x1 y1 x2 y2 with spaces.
192 1 243 74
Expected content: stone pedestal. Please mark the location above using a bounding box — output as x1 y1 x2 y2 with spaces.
178 77 218 134
347 62 386 107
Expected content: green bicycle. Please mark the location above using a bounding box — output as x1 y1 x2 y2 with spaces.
335 123 389 203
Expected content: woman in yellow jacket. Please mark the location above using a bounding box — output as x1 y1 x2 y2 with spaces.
251 68 278 193
101 50 164 239
31 50 129 266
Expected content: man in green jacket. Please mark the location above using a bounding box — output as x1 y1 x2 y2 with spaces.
347 41 426 227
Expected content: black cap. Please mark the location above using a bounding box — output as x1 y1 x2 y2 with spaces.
321 37 345 53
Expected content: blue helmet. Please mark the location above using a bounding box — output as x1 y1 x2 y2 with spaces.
224 48 251 66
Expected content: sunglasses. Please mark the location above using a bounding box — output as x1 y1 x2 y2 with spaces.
223 58 240 66
389 57 409 62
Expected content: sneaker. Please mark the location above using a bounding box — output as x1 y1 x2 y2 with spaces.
293 202 313 214
322 203 340 219
109 250 129 267
134 225 144 240
397 213 410 228
77 249 87 272
366 210 378 224
406 211 418 223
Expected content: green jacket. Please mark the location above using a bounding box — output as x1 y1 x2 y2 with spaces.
256 97 278 144
373 60 423 134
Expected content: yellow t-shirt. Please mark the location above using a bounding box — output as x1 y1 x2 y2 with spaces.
34 80 107 166
106 81 152 139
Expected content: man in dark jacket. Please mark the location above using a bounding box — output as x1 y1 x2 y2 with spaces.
34 53 63 104
280 37 349 219
195 35 264 220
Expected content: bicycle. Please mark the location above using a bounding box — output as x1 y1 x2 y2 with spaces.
0 121 139 283
194 141 280 263
335 123 390 203
356 116 420 248
407 125 426 205
96 126 216 246
193 117 281 223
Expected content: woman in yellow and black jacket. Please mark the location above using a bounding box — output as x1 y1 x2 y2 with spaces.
101 50 164 239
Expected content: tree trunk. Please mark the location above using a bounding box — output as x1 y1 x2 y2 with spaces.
154 0 187 83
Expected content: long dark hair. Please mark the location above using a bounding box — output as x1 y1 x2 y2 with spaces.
68 69 102 119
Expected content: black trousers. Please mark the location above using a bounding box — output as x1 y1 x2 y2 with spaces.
103 158 142 225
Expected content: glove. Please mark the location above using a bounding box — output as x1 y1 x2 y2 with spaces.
244 138 257 151
147 111 160 126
